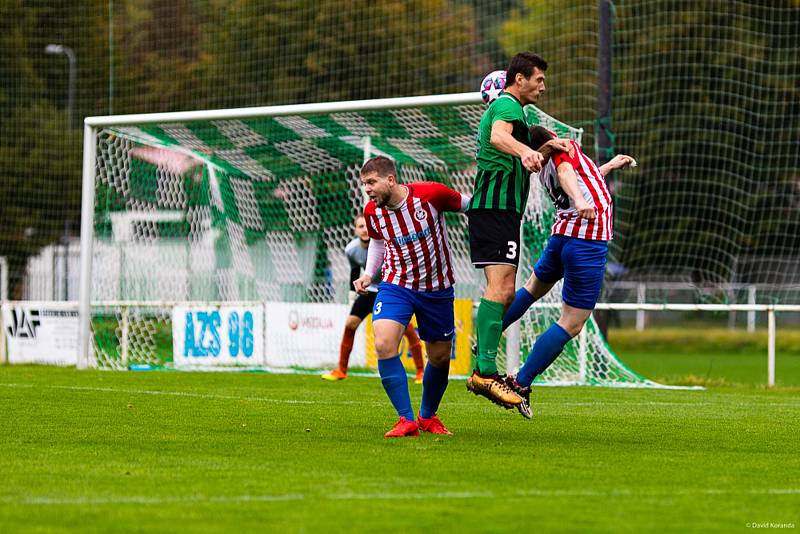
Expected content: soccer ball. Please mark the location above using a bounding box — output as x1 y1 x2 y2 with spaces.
480 70 506 105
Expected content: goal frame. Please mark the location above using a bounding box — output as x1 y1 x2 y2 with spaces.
78 92 482 369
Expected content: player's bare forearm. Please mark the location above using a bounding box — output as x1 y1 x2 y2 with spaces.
538 139 572 162
599 154 637 176
490 123 531 159
491 121 543 172
538 144 558 162
557 164 582 202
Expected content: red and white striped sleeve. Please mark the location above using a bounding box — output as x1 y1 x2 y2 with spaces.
414 182 466 212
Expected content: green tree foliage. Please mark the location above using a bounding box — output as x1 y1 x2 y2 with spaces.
500 0 600 155
193 0 479 109
611 0 800 285
0 0 482 296
0 2 83 297
113 0 206 112
106 0 480 112
461 0 525 67
502 0 800 288
2 0 798 298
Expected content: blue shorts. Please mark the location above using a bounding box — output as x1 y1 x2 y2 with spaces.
372 282 455 342
533 235 609 310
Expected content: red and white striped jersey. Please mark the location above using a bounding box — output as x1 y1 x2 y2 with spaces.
364 182 461 292
538 140 614 241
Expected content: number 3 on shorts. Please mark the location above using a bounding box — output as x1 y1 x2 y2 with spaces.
506 241 517 259
374 301 383 316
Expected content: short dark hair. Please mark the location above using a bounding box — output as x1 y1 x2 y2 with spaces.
528 125 555 150
360 155 396 178
506 52 548 83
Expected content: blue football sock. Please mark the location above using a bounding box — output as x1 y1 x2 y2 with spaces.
517 323 573 387
378 355 414 420
420 361 450 419
502 287 536 332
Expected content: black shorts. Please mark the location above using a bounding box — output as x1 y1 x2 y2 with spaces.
467 209 522 268
349 291 378 320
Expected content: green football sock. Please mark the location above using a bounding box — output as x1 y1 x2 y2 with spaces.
475 298 505 375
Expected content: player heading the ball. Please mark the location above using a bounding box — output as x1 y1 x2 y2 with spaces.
466 52 572 412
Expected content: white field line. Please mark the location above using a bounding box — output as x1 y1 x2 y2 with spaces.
1 383 799 408
0 382 319 405
149 368 704 391
1 488 799 506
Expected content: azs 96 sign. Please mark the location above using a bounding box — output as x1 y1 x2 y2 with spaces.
172 306 264 367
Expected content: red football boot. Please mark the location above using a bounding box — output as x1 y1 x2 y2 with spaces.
417 413 453 436
384 417 420 437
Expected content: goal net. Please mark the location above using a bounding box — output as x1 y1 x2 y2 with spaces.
81 93 661 387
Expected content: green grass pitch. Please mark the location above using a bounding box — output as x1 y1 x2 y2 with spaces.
1 366 798 532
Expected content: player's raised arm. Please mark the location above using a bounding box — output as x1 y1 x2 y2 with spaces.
421 182 471 213
527 125 573 162
490 120 543 172
556 162 596 220
538 137 574 161
598 154 637 176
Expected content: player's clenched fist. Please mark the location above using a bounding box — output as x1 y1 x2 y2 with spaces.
575 199 597 220
520 147 544 172
353 274 372 295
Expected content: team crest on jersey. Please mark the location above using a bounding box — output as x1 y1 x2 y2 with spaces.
414 209 427 221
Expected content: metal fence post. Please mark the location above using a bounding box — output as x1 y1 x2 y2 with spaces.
747 285 756 333
636 283 646 331
767 308 775 387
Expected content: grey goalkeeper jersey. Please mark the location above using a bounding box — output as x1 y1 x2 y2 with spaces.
345 238 380 293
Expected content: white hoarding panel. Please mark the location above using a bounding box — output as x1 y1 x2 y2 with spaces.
3 303 79 365
264 302 365 369
172 305 264 367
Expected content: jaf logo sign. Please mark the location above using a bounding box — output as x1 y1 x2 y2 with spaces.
172 306 264 367
5 307 41 338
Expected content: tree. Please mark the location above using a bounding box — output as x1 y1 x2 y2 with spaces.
196 0 480 108
500 0 600 157
501 0 800 289
0 0 484 297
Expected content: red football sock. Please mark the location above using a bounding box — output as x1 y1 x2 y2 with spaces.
338 327 356 372
404 323 424 372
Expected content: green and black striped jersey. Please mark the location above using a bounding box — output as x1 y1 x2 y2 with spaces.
469 92 531 215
